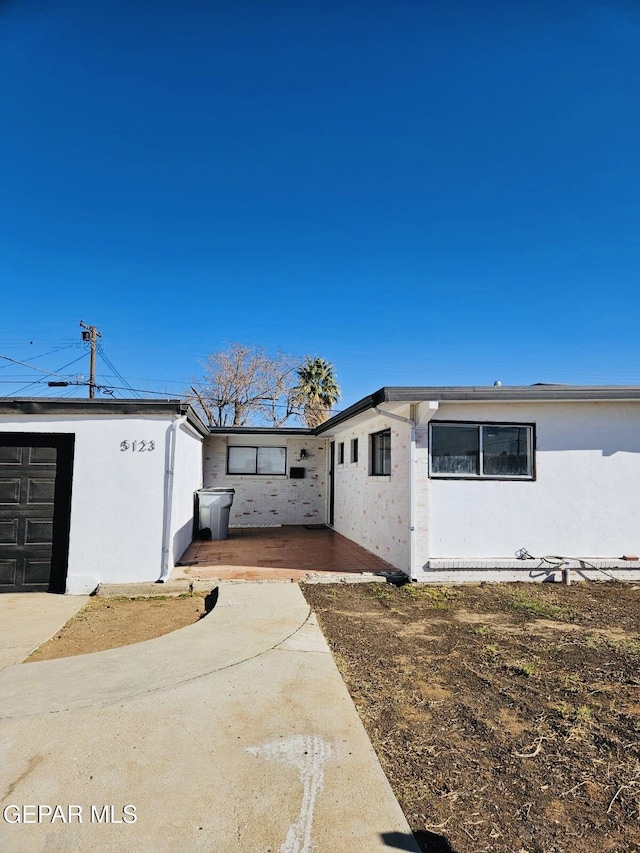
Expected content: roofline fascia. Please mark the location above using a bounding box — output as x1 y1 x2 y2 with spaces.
313 385 640 434
181 406 210 438
0 397 210 438
313 389 387 435
380 385 640 402
207 427 315 436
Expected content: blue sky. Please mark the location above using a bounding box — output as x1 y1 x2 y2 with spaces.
1 0 639 413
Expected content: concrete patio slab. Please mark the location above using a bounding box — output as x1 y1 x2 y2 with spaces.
0 582 419 853
0 593 90 670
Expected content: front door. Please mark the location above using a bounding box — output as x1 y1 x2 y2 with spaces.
0 434 74 593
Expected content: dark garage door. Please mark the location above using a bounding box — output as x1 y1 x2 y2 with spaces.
0 434 74 593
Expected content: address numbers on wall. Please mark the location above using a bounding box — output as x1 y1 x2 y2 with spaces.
120 440 156 452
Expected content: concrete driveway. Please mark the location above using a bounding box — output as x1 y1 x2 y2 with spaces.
0 583 419 853
0 593 89 670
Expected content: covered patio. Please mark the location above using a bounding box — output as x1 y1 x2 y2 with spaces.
172 525 396 582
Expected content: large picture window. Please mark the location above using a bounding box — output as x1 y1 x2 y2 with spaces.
370 430 391 476
227 446 286 475
430 423 533 479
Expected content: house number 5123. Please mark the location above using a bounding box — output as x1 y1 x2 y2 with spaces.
120 440 156 452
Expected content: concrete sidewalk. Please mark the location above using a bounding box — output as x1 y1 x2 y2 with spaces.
0 583 420 853
0 593 89 670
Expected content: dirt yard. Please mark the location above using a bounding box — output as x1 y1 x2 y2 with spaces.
21 581 640 852
302 580 640 853
25 594 206 661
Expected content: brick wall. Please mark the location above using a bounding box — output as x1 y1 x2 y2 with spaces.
331 413 411 572
203 435 327 526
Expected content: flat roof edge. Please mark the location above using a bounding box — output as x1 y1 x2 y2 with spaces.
381 385 640 402
0 398 209 436
208 427 315 436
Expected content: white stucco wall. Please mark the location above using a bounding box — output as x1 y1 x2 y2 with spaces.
426 401 640 561
203 435 326 525
330 413 411 571
0 414 202 593
169 422 204 564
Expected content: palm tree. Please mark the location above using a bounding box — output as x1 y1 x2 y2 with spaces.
291 356 340 427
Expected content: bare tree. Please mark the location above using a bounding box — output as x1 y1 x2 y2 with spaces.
189 343 301 427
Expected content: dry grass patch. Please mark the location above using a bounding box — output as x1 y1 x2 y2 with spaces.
303 580 640 853
25 594 207 661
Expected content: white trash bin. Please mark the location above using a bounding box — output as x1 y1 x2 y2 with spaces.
196 488 235 540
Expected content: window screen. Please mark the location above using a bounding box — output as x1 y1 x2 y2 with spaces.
430 423 533 479
227 446 257 474
227 446 286 475
257 446 286 474
482 426 531 476
431 425 479 475
371 430 391 475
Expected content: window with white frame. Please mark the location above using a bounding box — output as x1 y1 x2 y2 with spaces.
429 422 534 479
227 446 287 475
350 438 358 463
370 429 391 476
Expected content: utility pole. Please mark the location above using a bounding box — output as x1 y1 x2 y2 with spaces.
79 321 101 399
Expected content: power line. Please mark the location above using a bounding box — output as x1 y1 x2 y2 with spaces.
10 353 87 395
97 344 141 398
1 349 344 415
0 343 77 371
1 378 171 398
2 376 345 416
51 353 87 373
0 353 78 377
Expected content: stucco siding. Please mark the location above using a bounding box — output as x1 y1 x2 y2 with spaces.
169 422 203 564
427 401 640 560
331 413 411 571
203 435 326 526
0 415 177 592
414 425 431 570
